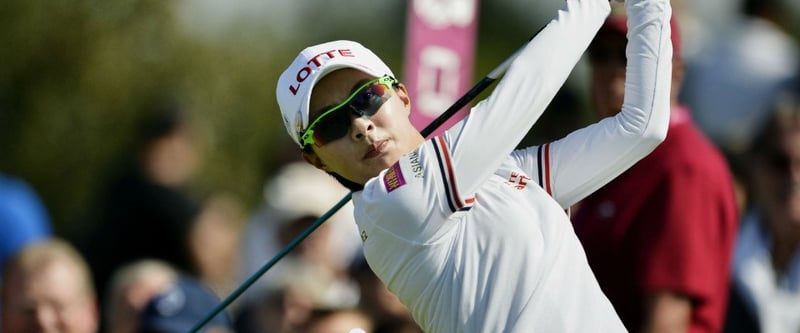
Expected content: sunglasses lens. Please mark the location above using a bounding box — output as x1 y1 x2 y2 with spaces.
311 108 352 146
350 83 388 117
304 77 394 147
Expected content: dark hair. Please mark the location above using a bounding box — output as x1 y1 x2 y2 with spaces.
749 116 781 158
137 99 187 143
749 80 800 157
330 172 364 191
742 0 781 17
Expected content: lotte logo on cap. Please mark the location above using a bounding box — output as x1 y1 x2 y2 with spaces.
277 40 394 147
287 49 356 96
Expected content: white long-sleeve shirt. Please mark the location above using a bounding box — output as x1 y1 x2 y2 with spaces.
352 0 673 331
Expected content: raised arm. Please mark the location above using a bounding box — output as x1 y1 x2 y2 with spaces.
514 0 673 208
441 0 611 198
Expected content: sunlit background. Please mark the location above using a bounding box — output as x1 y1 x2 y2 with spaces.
1 0 798 239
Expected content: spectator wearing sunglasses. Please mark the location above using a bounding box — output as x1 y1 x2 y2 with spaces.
276 0 672 331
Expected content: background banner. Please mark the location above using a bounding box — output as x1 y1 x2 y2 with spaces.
403 0 479 136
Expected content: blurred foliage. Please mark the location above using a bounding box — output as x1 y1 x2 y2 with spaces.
0 0 286 236
0 0 590 238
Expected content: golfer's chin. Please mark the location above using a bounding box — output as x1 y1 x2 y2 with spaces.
347 159 397 186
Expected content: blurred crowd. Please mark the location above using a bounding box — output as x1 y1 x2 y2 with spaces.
1 0 800 332
0 103 421 332
0 107 422 333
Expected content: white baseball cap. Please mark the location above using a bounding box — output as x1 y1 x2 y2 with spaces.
276 40 395 147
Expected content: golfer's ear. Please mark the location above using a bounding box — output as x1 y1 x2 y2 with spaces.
302 150 328 171
395 83 411 113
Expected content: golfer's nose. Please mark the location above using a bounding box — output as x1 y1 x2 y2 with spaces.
350 115 374 141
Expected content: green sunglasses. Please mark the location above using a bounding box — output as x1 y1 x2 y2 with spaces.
301 75 397 147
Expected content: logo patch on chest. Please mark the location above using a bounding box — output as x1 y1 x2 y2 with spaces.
383 163 407 192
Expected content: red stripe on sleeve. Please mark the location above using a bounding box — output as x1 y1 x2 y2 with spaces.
544 143 553 196
436 136 466 210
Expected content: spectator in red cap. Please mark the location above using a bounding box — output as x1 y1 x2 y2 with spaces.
571 9 739 333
